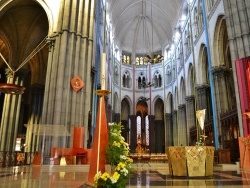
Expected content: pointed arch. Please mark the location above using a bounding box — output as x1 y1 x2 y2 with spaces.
198 44 209 85
121 97 131 120
187 63 195 96
213 15 228 67
174 86 178 110
179 77 186 104
113 92 119 113
154 97 164 120
166 92 173 113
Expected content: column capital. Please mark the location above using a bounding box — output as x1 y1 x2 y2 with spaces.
211 65 230 77
178 104 186 110
185 95 195 102
46 36 56 52
196 83 210 91
166 113 172 118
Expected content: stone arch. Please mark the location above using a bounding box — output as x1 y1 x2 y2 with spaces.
154 97 164 120
179 77 186 104
174 86 178 110
113 92 119 113
0 0 49 152
213 15 228 67
0 1 49 85
121 97 131 120
187 63 195 96
34 0 58 34
166 92 173 113
198 44 209 85
165 92 174 147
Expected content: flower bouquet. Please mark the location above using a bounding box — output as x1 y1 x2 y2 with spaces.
94 122 133 187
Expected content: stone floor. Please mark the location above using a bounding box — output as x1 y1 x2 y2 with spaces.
0 163 249 187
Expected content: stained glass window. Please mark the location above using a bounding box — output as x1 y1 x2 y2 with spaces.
145 116 149 146
136 116 141 142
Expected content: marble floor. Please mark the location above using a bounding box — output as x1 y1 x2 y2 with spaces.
0 163 249 188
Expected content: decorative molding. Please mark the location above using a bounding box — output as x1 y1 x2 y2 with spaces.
185 95 195 102
211 65 227 73
196 83 210 90
208 0 222 21
178 104 186 110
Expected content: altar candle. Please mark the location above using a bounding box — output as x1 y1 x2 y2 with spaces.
101 53 106 90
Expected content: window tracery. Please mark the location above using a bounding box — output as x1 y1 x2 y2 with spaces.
154 70 162 88
122 70 130 88
138 72 146 89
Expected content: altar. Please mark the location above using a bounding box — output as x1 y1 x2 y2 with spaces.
166 146 215 177
238 137 250 169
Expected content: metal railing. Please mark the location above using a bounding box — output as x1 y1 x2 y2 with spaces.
0 151 35 167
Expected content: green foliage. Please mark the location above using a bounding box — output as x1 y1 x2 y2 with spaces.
94 122 133 187
196 136 204 146
105 122 130 166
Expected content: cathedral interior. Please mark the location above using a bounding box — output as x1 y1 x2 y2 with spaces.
0 0 250 187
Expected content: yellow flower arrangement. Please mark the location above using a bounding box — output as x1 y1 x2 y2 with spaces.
94 122 133 187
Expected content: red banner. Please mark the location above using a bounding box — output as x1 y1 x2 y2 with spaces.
235 56 250 136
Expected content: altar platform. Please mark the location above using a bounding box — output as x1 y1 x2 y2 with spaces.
167 146 215 177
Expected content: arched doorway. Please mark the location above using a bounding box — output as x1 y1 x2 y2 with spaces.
0 0 49 153
135 100 149 152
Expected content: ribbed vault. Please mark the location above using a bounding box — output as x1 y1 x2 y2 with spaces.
109 0 185 53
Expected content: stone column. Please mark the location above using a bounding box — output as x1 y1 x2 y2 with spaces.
129 115 137 152
196 84 210 118
148 115 155 153
165 113 173 147
212 66 229 113
223 0 250 134
178 104 187 146
185 95 196 145
212 66 232 146
24 84 45 153
172 110 178 146
0 70 25 151
196 83 222 147
40 0 95 146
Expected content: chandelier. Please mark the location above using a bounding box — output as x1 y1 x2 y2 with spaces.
138 0 156 102
0 36 47 95
142 0 163 65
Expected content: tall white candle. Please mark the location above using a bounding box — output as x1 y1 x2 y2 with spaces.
101 53 106 90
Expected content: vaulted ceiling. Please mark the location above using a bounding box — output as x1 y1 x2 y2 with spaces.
109 0 186 54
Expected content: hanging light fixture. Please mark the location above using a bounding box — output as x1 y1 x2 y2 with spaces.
140 0 155 90
0 36 47 95
142 0 163 64
139 0 154 102
0 76 25 95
